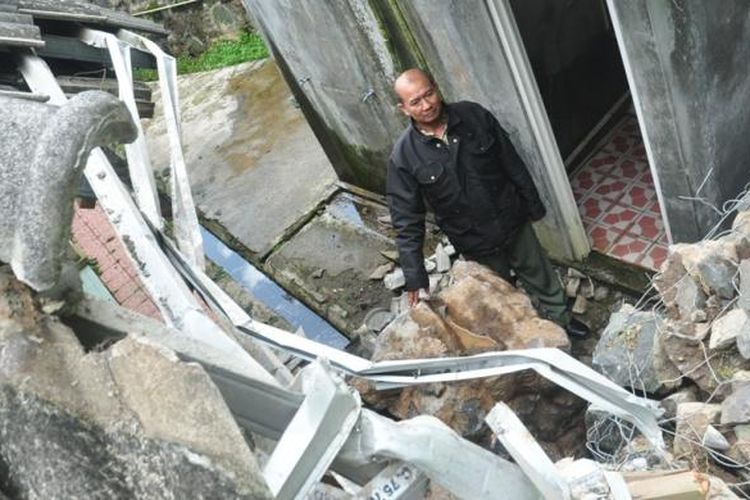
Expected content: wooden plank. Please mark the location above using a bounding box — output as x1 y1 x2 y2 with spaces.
625 470 708 500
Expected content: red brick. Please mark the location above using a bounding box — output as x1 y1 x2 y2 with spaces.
113 280 141 303
121 290 150 310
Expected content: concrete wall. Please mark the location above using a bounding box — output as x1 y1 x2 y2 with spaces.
241 0 406 193
242 0 588 260
609 1 750 242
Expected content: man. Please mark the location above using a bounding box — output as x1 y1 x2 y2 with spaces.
386 68 588 337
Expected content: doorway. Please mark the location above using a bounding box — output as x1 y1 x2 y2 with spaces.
507 0 669 270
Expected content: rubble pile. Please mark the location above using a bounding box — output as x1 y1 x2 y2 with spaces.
590 210 750 489
356 260 589 459
0 266 271 499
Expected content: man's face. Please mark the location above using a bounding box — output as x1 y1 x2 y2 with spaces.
396 77 443 126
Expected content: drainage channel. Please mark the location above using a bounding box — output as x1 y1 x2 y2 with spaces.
200 227 349 349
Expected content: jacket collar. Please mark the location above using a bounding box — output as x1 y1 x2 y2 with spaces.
409 102 462 143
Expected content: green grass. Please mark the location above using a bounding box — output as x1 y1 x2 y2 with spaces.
133 31 268 81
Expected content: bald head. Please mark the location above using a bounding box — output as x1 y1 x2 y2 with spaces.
394 68 443 128
394 68 433 99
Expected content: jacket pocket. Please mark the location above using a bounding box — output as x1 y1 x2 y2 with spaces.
415 161 461 208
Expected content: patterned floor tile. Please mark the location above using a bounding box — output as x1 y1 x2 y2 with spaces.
628 144 647 161
608 234 651 265
600 203 639 231
571 170 603 198
585 151 619 176
640 169 653 184
609 158 647 181
619 183 656 211
639 243 669 271
587 224 623 252
629 212 664 241
593 176 629 201
577 194 612 220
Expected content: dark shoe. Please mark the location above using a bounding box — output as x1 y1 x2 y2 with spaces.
566 318 590 338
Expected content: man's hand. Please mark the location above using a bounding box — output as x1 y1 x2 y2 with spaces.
407 289 427 307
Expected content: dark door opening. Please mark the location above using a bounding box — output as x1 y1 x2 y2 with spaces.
508 0 669 270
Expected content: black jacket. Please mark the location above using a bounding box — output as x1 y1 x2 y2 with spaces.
386 101 546 291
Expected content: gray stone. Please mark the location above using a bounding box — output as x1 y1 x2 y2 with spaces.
571 295 587 315
0 91 136 291
567 268 587 279
673 241 738 300
674 402 721 457
690 309 708 323
660 386 698 420
384 268 406 290
435 243 451 273
702 425 731 451
565 277 580 298
579 280 595 299
444 244 456 257
0 269 270 498
739 260 750 312
735 423 750 441
674 275 707 320
592 304 681 394
369 262 393 280
424 258 436 273
363 307 394 333
584 405 629 455
593 286 609 302
709 308 750 350
721 373 750 425
428 273 442 294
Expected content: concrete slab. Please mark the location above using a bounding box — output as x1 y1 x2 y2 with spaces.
265 192 404 334
142 59 337 259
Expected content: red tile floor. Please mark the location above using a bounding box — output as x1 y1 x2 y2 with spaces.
571 115 668 271
72 203 163 321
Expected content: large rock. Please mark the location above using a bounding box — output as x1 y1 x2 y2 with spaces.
0 268 270 499
441 261 569 350
592 304 681 395
661 319 750 398
359 261 580 451
672 241 738 300
710 308 750 350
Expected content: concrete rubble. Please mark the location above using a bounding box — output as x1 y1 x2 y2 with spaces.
587 208 750 494
358 260 586 458
0 266 271 499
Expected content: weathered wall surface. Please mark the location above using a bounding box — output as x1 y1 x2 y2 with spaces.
241 0 406 193
243 0 587 260
609 1 750 242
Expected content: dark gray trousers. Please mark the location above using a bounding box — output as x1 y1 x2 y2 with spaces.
465 222 570 326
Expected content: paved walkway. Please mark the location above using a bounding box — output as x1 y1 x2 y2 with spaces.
72 203 163 321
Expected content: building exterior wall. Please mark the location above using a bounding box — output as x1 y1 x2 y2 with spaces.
608 0 750 242
241 0 588 260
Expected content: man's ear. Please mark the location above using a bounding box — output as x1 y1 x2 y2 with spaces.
397 103 409 117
